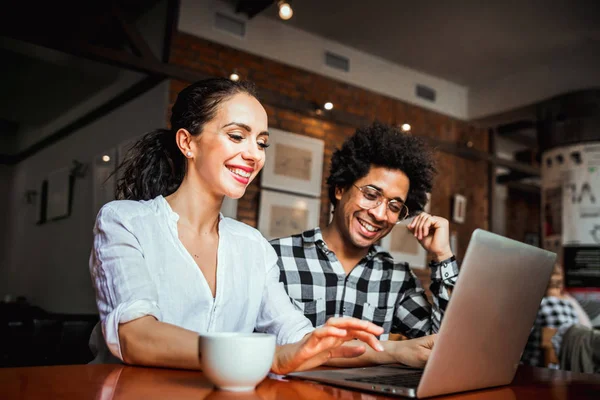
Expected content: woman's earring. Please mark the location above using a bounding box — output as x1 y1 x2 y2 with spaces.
186 151 193 158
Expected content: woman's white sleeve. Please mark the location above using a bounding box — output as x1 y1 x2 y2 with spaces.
90 205 162 361
255 238 314 345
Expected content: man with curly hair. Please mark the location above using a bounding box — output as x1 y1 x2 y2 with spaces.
270 122 459 365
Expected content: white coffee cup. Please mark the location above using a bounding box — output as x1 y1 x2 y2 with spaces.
199 332 276 391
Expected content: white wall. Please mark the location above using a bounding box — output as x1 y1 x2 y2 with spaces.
178 0 469 120
1 81 169 313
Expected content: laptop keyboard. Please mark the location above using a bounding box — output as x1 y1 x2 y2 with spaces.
346 371 423 388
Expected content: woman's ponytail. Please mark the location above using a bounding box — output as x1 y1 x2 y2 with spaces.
115 128 184 200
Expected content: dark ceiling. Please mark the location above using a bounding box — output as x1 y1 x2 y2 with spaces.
0 0 163 153
258 0 600 88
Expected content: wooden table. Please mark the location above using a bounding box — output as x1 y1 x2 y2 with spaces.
1 364 599 399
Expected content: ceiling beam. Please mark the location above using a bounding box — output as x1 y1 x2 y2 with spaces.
496 119 538 148
503 131 538 148
162 0 181 63
0 31 542 177
0 76 164 165
497 119 535 135
235 0 275 19
0 6 541 177
3 32 205 83
506 181 541 195
111 2 158 61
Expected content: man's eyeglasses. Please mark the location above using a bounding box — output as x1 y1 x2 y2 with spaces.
353 184 409 223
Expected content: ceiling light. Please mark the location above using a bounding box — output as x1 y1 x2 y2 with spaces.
324 102 333 110
278 1 293 20
401 123 411 132
229 71 240 81
102 155 111 162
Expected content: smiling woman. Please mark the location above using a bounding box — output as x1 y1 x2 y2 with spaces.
88 78 385 375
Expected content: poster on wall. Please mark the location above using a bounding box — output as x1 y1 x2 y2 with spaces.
46 167 73 221
542 142 600 289
258 189 320 240
262 128 324 197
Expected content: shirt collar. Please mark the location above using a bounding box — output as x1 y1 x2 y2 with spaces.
302 227 392 261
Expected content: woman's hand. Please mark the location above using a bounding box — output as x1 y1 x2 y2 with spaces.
271 317 384 375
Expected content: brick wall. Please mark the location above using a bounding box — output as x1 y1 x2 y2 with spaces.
168 32 489 261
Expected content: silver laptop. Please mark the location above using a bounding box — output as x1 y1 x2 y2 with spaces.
288 229 556 398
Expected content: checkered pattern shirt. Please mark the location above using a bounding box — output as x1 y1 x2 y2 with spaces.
521 296 579 367
270 228 459 340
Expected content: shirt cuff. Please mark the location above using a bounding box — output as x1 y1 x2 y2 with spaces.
102 299 162 361
429 256 459 286
284 325 315 345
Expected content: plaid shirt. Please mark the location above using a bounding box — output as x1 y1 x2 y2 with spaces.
270 228 459 340
521 297 579 367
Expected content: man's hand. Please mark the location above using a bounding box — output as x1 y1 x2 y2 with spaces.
271 317 384 375
407 213 453 262
391 335 436 368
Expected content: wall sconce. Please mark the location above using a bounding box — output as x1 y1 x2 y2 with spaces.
229 70 240 81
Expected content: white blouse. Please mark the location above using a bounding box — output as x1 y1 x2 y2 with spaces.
89 195 314 364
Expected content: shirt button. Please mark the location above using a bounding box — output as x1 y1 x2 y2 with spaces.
445 272 449 277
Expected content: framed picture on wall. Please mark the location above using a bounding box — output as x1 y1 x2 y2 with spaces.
46 167 74 221
258 189 320 240
262 128 324 197
380 196 431 269
452 194 467 224
37 180 48 225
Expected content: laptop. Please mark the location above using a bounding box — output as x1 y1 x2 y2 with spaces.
288 229 556 398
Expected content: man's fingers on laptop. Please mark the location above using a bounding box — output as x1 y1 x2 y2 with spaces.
323 317 384 351
346 330 384 351
395 334 436 367
312 323 383 353
329 344 366 359
423 334 436 348
325 317 385 336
